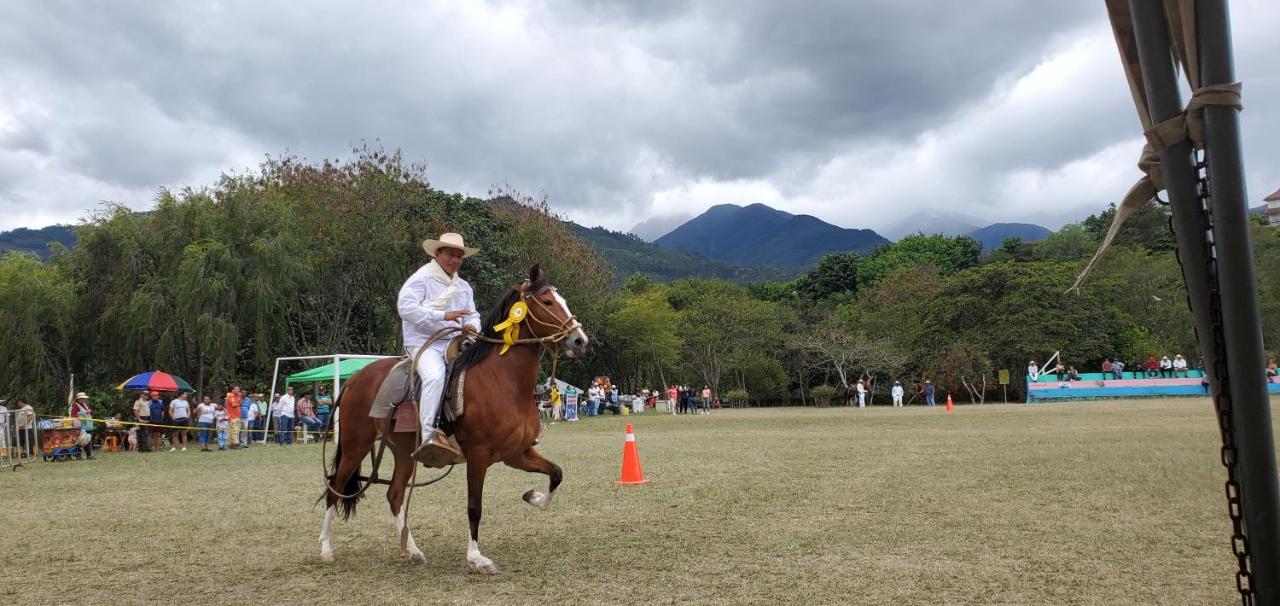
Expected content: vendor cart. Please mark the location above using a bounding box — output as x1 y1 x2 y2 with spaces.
39 420 84 461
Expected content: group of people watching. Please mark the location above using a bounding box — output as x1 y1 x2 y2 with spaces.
115 385 332 453
663 385 714 415
1026 355 1205 382
1100 355 1195 380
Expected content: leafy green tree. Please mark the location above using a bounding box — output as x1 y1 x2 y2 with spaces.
1082 200 1176 253
1033 224 1096 262
0 253 74 409
857 234 980 290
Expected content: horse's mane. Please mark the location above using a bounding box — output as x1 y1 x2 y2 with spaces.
452 274 550 374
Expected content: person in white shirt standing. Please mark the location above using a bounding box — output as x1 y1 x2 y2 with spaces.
891 381 904 407
856 380 867 408
397 232 481 467
277 386 297 446
168 392 192 451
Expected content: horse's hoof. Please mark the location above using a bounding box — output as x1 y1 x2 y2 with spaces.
523 489 551 510
468 556 499 575
407 550 427 565
320 550 335 564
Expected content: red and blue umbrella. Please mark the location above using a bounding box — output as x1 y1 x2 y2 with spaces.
119 371 194 393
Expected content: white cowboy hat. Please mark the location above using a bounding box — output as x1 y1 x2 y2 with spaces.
421 232 479 257
74 392 89 400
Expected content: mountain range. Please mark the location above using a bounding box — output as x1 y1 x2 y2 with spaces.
653 203 889 268
5 204 1270 283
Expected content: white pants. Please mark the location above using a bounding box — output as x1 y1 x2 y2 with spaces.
893 395 903 407
409 345 448 441
857 393 865 408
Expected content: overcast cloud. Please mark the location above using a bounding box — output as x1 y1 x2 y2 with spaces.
1 0 1277 234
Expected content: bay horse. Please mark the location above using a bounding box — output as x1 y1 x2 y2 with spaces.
318 264 588 574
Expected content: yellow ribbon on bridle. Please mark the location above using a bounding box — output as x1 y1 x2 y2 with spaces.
492 300 529 355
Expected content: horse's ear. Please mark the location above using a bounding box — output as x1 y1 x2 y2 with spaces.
528 264 543 283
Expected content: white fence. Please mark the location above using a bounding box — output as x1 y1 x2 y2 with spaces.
0 408 39 470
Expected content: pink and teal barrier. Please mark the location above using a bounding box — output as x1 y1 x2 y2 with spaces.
1027 371 1280 402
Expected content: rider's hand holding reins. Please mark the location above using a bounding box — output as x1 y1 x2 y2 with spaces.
444 310 469 322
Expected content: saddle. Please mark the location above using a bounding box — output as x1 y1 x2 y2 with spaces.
370 337 473 433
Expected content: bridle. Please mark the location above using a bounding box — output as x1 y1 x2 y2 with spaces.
514 283 582 345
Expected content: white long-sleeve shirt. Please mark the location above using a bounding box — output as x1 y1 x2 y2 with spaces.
891 385 904 398
397 261 481 350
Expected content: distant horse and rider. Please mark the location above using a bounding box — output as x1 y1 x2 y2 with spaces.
318 252 588 574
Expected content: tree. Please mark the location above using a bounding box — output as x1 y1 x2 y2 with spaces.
604 288 681 390
857 234 980 290
0 253 74 409
1081 200 1176 253
1033 223 1096 262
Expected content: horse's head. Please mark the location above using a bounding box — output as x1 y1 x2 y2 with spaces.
520 264 589 357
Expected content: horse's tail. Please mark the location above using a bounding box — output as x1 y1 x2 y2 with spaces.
316 389 364 520
330 441 363 520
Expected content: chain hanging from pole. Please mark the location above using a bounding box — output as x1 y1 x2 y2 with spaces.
1176 148 1255 604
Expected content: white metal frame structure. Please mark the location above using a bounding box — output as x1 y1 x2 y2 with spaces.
266 354 397 442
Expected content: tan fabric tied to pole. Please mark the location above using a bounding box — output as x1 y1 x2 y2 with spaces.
1070 0 1241 293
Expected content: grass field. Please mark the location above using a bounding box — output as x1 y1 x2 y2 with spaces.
0 398 1263 604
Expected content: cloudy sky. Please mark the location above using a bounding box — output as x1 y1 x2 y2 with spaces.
1 1 1277 235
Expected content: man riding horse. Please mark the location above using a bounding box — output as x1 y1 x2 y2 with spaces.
397 231 479 467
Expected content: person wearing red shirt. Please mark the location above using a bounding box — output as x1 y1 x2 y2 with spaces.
666 385 678 415
1145 356 1160 378
224 386 243 449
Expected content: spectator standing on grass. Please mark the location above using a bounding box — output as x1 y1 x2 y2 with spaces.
195 396 215 452
168 392 191 452
701 385 712 415
240 392 255 448
278 387 297 445
856 380 867 408
132 392 151 452
924 380 936 407
69 393 95 459
245 398 262 443
891 381 904 407
214 401 230 450
610 386 620 414
148 391 166 451
1173 354 1189 378
1159 356 1173 378
549 384 562 422
665 385 677 415
269 395 282 444
224 386 242 449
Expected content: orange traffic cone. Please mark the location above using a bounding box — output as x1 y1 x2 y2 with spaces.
616 423 649 485
945 394 954 412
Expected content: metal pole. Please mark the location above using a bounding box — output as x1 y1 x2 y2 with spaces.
1127 0 1219 395
268 358 281 444
1198 0 1280 598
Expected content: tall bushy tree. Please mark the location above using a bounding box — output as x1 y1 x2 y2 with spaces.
0 254 74 408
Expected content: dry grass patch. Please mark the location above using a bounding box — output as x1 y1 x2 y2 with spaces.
0 399 1257 604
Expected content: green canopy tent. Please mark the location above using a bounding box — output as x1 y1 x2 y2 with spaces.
284 357 381 385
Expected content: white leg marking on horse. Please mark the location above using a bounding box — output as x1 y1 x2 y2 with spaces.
320 506 336 563
467 537 498 575
394 508 426 564
523 489 552 510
